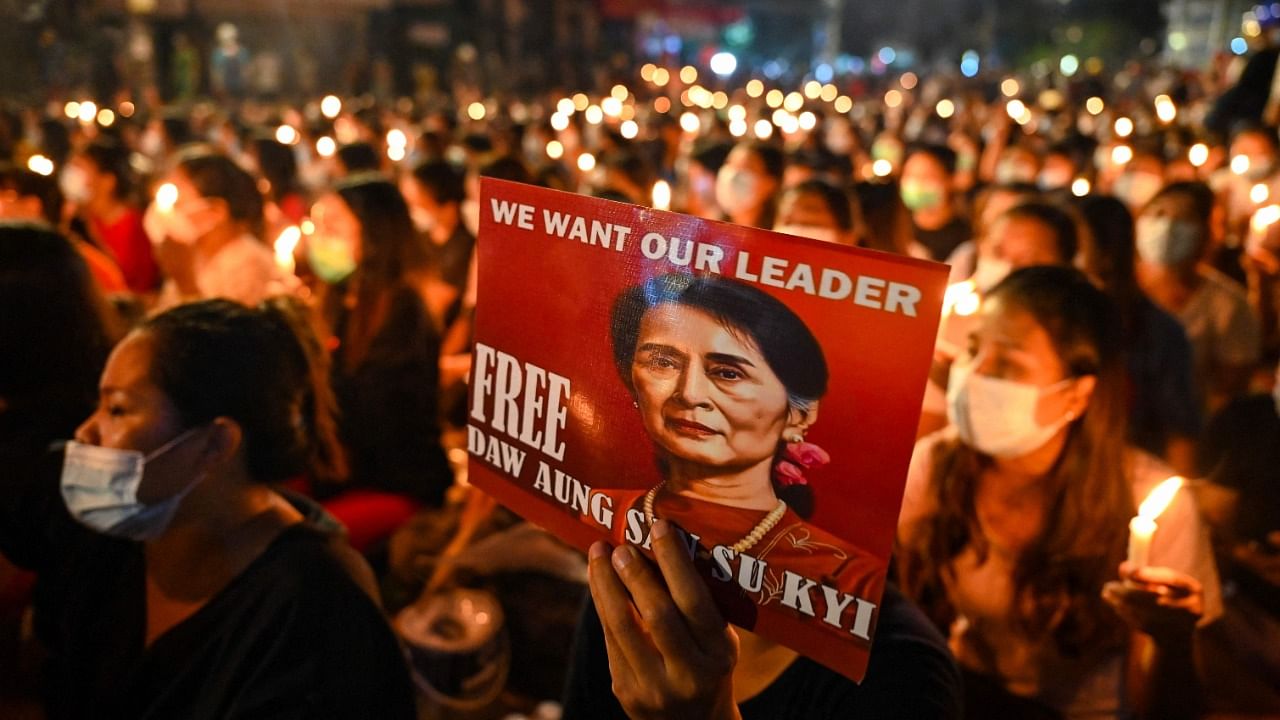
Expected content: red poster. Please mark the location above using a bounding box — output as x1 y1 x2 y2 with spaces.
468 178 948 682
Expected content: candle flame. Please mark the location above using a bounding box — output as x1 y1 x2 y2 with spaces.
1137 476 1183 521
651 180 671 211
275 226 301 273
943 280 981 317
1253 204 1280 232
155 183 179 212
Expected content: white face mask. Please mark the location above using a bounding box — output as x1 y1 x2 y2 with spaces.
59 164 91 204
410 206 436 234
971 256 1014 293
947 363 1076 459
1038 168 1073 191
1114 172 1164 210
773 223 839 244
1135 215 1200 266
715 168 762 217
59 428 203 541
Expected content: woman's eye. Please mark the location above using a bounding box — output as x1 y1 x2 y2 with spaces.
711 366 744 381
640 354 680 372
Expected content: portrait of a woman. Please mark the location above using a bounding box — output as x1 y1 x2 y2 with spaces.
606 272 882 618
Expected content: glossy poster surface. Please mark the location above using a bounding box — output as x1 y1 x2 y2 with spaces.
468 178 948 682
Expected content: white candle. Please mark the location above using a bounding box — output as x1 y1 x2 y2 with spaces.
1127 516 1157 567
1126 476 1183 569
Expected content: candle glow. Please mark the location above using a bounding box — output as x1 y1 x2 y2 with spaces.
1127 476 1184 568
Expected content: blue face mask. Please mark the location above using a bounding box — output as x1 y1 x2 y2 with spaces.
60 428 203 541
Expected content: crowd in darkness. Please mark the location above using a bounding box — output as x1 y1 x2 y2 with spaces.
0 16 1279 720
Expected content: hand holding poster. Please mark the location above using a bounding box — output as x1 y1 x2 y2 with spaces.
468 178 948 682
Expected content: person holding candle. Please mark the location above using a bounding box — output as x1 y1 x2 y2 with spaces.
147 148 289 309
899 266 1221 720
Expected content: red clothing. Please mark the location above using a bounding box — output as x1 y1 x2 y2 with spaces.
92 208 158 293
76 240 128 295
610 488 884 634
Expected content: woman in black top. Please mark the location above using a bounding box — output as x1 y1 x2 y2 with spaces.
564 520 962 720
0 295 416 718
309 175 453 506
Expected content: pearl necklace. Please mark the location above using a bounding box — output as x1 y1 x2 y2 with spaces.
643 483 787 554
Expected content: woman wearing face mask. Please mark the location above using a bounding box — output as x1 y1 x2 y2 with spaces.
148 148 288 309
900 144 971 264
309 175 453 508
899 266 1222 720
1076 195 1200 475
0 299 416 718
715 142 784 229
65 137 159 294
1135 182 1262 412
773 179 860 246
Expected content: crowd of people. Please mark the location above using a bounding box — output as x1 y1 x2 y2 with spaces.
1 25 1279 720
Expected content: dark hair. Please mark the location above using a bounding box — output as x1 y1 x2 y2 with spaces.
479 155 533 184
81 137 136 202
141 298 346 484
1146 181 1215 226
252 135 301 203
781 179 856 231
410 160 466 205
1230 123 1279 151
905 143 958 175
1075 195 1143 330
853 181 914 255
331 175 428 369
174 148 265 238
0 163 63 224
0 222 114 444
690 140 733 174
610 273 827 515
336 143 380 175
998 201 1080 264
737 141 785 183
900 265 1132 657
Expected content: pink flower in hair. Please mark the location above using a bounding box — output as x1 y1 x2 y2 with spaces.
773 441 830 487
774 459 807 486
785 441 830 469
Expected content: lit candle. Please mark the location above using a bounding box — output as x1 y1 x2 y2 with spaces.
274 225 301 275
1248 204 1280 253
1127 476 1183 568
651 180 671 211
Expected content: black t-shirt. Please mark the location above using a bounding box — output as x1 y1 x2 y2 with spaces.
561 583 961 720
1197 394 1280 543
0 445 417 720
912 218 972 263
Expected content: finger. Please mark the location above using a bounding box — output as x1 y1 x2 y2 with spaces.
1130 565 1203 595
587 541 662 679
593 580 639 691
650 519 729 650
609 543 703 670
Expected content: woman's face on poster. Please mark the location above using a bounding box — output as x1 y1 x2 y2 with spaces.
630 303 791 470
